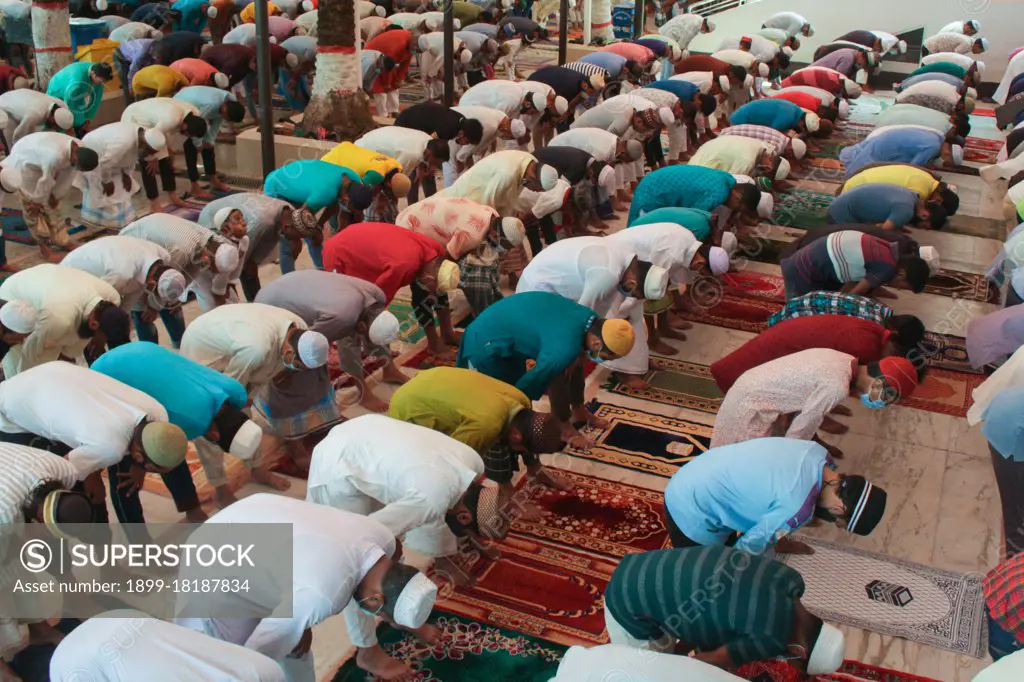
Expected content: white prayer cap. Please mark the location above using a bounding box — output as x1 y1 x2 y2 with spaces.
855 68 869 85
368 310 400 346
658 106 675 127
374 4 385 15
708 113 719 129
214 243 239 272
967 20 981 33
229 420 262 460
704 18 715 32
643 265 669 299
157 269 187 304
775 157 791 181
553 95 568 116
898 40 907 54
624 139 643 161
844 80 863 98
919 246 940 275
717 75 731 92
53 107 74 130
743 73 754 89
539 163 558 191
302 0 315 10
0 165 22 193
598 164 616 189
0 299 38 334
213 71 230 89
207 5 217 17
865 51 877 67
213 207 240 233
757 191 774 218
668 44 681 61
976 37 989 52
95 0 108 9
708 246 730 275
144 128 166 151
459 49 472 64
720 231 738 256
648 59 662 75
804 24 815 37
807 623 845 674
437 260 460 293
783 46 793 57
509 118 527 139
976 60 985 75
392 572 438 628
286 53 299 68
838 99 850 119
589 73 605 90
270 36 278 44
789 137 807 159
757 62 770 77
12 76 29 90
951 144 964 166
297 330 329 368
804 112 821 133
530 91 546 111
501 217 525 245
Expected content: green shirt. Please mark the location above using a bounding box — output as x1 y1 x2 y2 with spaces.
604 547 805 666
46 62 104 127
909 62 967 79
452 1 483 24
630 207 713 241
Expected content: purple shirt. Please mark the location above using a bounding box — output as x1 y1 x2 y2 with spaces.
811 48 858 77
967 306 1024 369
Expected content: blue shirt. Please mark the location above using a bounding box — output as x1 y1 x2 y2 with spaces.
982 386 1024 461
828 184 918 227
91 342 247 440
264 160 360 212
628 165 735 225
643 79 699 102
664 438 828 554
839 128 944 178
580 51 628 78
897 72 965 93
174 86 235 144
730 99 804 132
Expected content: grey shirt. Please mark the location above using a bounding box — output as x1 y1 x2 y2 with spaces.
199 193 292 267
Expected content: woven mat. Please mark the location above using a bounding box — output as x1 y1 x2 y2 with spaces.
770 189 836 229
736 659 945 682
780 537 987 657
603 356 724 414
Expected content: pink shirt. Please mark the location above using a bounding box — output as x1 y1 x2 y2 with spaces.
395 196 497 260
601 42 655 63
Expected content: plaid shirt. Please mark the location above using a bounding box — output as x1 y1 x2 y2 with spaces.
985 553 1024 643
719 124 791 154
766 292 892 328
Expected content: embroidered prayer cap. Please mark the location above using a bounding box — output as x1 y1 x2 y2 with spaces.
842 475 888 536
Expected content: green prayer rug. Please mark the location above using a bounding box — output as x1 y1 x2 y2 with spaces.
331 614 564 681
770 189 835 229
945 214 1008 240
604 357 724 414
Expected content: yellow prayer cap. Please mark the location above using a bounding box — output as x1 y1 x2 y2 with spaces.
389 172 411 198
601 319 635 357
141 422 188 469
437 260 460 293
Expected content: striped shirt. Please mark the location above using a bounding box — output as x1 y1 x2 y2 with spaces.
198 193 291 268
563 61 608 81
719 124 791 154
0 443 79 526
984 552 1024 644
766 292 892 328
604 546 805 665
121 214 220 274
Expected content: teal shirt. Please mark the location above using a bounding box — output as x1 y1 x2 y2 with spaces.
909 62 967 80
264 160 361 212
628 165 736 225
46 62 104 127
630 207 713 241
456 292 597 400
91 342 248 440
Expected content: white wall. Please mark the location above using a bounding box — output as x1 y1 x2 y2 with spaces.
686 0 1024 84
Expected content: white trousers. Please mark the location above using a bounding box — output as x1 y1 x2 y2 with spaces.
372 91 401 117
280 653 316 682
604 608 676 652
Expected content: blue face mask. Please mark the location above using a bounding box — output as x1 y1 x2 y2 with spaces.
860 393 887 410
617 283 635 297
588 351 605 364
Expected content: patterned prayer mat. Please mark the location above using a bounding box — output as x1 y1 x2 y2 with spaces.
510 469 671 558
603 356 724 414
770 189 835 229
736 659 945 682
565 401 713 477
779 537 987 657
330 614 564 681
919 332 980 374
788 158 847 184
437 534 614 647
964 136 1003 165
898 366 984 418
677 292 781 333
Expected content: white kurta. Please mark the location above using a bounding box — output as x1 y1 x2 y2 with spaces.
0 264 121 377
307 414 483 556
995 51 1024 104
0 90 70 146
922 33 975 56
671 71 714 94
49 612 287 682
968 344 1024 425
938 21 971 34
5 131 77 203
452 105 509 161
433 149 533 215
551 644 746 682
459 80 527 118
177 493 396 659
0 362 168 479
762 11 810 37
517 236 637 315
60 236 170 312
354 126 431 171
74 122 149 223
872 31 902 54
549 128 618 163
122 98 202 156
659 13 705 48
921 51 978 70
718 35 780 62
897 80 963 106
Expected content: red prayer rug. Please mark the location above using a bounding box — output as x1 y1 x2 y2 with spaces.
736 659 944 682
898 367 985 418
964 136 1003 164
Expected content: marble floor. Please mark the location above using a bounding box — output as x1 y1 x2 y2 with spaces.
8 85 1010 682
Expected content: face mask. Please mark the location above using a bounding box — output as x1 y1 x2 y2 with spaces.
860 393 887 410
587 351 605 364
617 282 635 297
357 597 383 618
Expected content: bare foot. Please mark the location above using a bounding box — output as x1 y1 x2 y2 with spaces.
658 326 687 341
571 406 608 430
359 391 390 413
666 314 692 330
408 622 442 645
149 200 164 214
615 372 649 390
211 177 230 192
774 537 815 555
831 404 853 417
442 329 464 347
561 424 595 450
532 465 573 491
184 507 209 523
427 343 456 360
819 415 848 435
611 200 628 212
381 362 409 385
648 339 679 355
214 486 237 508
355 646 414 681
168 193 190 209
0 262 19 273
252 468 291 491
190 183 214 200
515 501 546 522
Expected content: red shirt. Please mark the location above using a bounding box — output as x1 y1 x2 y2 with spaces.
770 90 823 112
985 552 1024 644
322 222 446 301
675 55 732 77
0 65 28 94
781 68 845 95
710 315 890 392
365 29 413 62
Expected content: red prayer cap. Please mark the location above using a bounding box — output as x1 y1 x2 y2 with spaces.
868 357 919 401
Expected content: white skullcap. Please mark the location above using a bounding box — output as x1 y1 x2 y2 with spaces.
485 38 498 52
553 95 568 115
757 191 774 218
539 163 558 190
919 246 940 275
213 71 230 89
530 91 547 111
0 165 22 193
589 73 605 90
12 76 29 90
775 157 791 181
804 24 815 37
716 74 730 92
297 330 329 368
898 40 907 54
302 0 314 10
501 217 525 245
658 106 675 127
459 49 472 64
0 299 38 334
229 420 262 460
53 107 74 130
968 20 981 32
720 231 738 256
807 623 845 674
144 128 166 151
743 73 754 89
708 246 730 275
783 46 793 57
157 269 187 304
392 572 438 628
733 174 753 184
704 18 715 32
838 99 850 119
865 51 877 67
437 260 460 293
214 243 239 272
207 5 217 17
374 4 385 15
789 137 807 159
967 87 978 99
951 144 964 166
648 59 662 75
624 139 643 161
669 45 681 61
270 36 278 44
213 207 239 232
845 80 863 98
643 265 669 299
368 310 400 345
804 112 821 132
598 164 616 189
286 53 299 68
757 62 769 77
510 118 527 139
95 0 108 9
855 68 869 85
977 38 989 52
708 113 719 129
976 60 985 75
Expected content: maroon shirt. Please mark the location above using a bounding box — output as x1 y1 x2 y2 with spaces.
674 55 733 78
200 44 255 85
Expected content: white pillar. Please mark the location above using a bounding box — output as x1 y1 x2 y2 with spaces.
583 0 592 45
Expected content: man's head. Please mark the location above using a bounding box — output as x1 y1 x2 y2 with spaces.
357 303 401 346
415 257 460 295
90 62 114 84
815 470 888 537
181 112 208 139
786 603 845 675
21 480 94 529
281 327 330 371
507 409 563 455
207 406 262 461
145 265 187 310
583 317 636 362
937 185 959 216
221 99 246 123
885 314 926 356
727 64 747 87
485 215 525 251
614 138 644 163
697 93 717 117
279 206 317 242
939 140 965 167
726 182 763 220
78 300 130 348
701 17 714 33
800 22 814 37
70 143 99 172
356 561 437 629
49 104 74 131
854 356 922 407
892 254 931 293
963 20 980 36
423 139 451 171
138 127 167 156
0 299 38 345
775 51 791 71
972 37 988 54
523 160 558 191
130 421 188 473
498 116 527 141
213 207 247 240
454 117 483 145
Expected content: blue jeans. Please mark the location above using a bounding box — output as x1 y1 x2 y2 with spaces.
132 308 187 348
279 236 323 274
243 71 258 119
277 67 310 111
988 610 1023 661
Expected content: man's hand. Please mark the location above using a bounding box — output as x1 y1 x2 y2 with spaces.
142 306 159 323
145 159 159 175
289 239 301 259
102 181 115 196
82 471 106 504
290 628 313 657
117 464 147 496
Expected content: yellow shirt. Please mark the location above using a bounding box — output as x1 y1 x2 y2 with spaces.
132 65 190 97
240 2 282 23
321 142 402 184
841 165 940 199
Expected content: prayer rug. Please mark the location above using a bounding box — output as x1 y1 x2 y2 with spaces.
510 469 671 558
564 401 712 477
898 367 983 418
603 356 724 414
388 297 429 345
788 158 847 184
964 136 1003 165
736 659 945 682
3 208 87 245
919 332 981 374
437 534 614 646
721 270 787 300
330 614 564 681
139 445 248 503
946 214 1007 240
770 189 835 229
779 537 987 657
